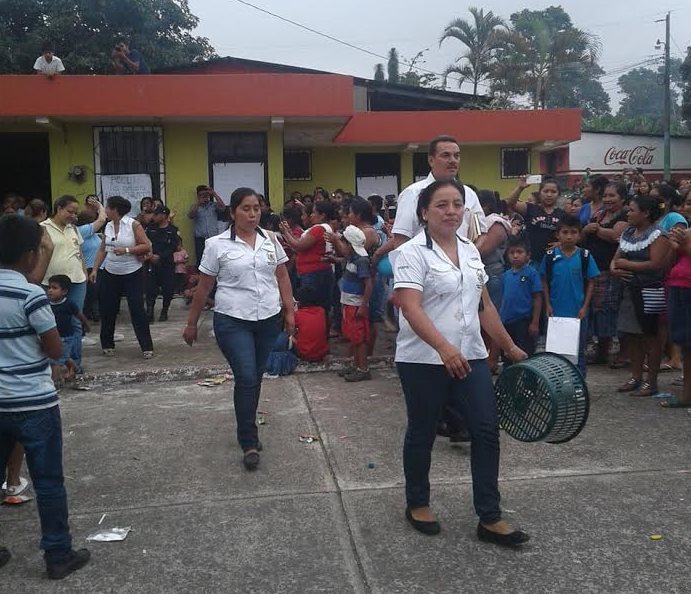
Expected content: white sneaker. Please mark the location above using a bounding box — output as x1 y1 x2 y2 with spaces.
2 477 29 496
113 333 125 342
143 351 154 359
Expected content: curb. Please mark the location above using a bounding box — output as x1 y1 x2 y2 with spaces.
75 355 396 386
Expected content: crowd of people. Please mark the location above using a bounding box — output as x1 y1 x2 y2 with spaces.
2 133 691 577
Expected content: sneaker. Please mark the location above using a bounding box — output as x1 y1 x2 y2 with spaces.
143 351 154 360
102 349 115 357
337 366 354 377
2 476 29 496
46 548 90 580
344 368 372 382
0 546 10 569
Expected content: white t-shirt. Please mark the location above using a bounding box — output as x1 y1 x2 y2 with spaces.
392 173 488 241
33 55 65 75
200 227 288 321
393 231 489 365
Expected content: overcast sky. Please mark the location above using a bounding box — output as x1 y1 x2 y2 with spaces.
188 0 690 108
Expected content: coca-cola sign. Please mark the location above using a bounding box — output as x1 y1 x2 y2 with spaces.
604 145 657 166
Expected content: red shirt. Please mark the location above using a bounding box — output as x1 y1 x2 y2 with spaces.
297 225 331 275
667 253 691 288
295 306 328 362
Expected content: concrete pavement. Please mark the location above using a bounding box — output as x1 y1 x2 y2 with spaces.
1 300 690 592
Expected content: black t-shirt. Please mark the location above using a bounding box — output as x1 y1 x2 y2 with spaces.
50 299 78 337
146 224 179 266
583 209 628 270
525 203 565 264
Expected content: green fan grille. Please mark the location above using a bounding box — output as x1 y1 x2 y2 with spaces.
495 353 589 444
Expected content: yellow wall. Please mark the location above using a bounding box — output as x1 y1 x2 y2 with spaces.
2 120 541 243
49 124 96 199
284 145 540 203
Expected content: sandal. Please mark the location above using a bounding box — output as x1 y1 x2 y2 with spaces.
659 397 691 409
630 382 658 398
617 378 641 393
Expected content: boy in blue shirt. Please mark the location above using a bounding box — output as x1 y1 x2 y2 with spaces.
540 214 600 376
500 236 543 357
0 215 90 579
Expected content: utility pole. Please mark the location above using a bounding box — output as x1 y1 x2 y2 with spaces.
664 12 671 181
657 13 672 180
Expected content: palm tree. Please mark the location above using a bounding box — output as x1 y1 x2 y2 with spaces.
492 15 601 109
440 7 506 95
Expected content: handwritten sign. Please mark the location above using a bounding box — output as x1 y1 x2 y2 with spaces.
100 174 153 216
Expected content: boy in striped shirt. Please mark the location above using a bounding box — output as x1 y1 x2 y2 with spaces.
0 215 90 579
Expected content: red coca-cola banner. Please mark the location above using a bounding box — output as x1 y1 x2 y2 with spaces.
604 145 657 166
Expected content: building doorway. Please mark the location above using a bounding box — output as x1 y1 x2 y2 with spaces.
0 132 51 207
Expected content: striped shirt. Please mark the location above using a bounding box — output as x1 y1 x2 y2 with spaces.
0 269 58 412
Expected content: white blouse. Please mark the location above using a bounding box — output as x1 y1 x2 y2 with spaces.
393 230 489 365
103 216 142 275
199 227 288 321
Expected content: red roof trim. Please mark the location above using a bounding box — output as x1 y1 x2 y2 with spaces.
0 74 354 118
333 109 582 145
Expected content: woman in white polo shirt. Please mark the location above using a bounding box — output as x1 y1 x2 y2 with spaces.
90 196 154 358
183 187 295 471
393 179 530 546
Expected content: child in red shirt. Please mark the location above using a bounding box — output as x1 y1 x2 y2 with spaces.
294 286 328 362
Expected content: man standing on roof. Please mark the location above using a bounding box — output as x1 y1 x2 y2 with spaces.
111 41 150 74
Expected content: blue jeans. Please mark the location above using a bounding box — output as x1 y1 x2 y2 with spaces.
397 360 501 524
213 312 282 449
0 406 72 561
51 334 80 367
368 272 387 322
66 281 86 369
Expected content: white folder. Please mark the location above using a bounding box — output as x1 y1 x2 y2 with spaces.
545 317 581 357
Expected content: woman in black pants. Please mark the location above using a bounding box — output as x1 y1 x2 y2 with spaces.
393 179 530 546
90 196 154 358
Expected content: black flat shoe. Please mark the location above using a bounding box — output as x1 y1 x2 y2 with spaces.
405 507 441 536
243 450 260 471
256 440 263 452
477 522 530 547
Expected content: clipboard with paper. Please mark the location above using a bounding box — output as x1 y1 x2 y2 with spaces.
545 316 580 357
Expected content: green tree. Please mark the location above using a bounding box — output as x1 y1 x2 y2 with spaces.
374 63 386 82
491 6 603 110
387 48 399 84
617 60 682 121
439 7 506 96
0 0 215 73
545 63 610 118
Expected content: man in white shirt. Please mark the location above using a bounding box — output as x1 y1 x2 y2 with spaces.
33 43 65 77
375 136 487 264
379 135 488 443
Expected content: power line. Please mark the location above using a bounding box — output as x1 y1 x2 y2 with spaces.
229 0 464 86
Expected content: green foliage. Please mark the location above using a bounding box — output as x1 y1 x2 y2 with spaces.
490 6 604 110
0 0 215 73
439 7 505 96
374 63 385 82
681 47 691 124
616 61 682 126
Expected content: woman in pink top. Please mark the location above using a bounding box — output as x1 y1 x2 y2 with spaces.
662 226 691 408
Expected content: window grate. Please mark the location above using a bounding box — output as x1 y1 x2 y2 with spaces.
501 147 531 179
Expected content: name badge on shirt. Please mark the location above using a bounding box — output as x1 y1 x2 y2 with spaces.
266 251 276 264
